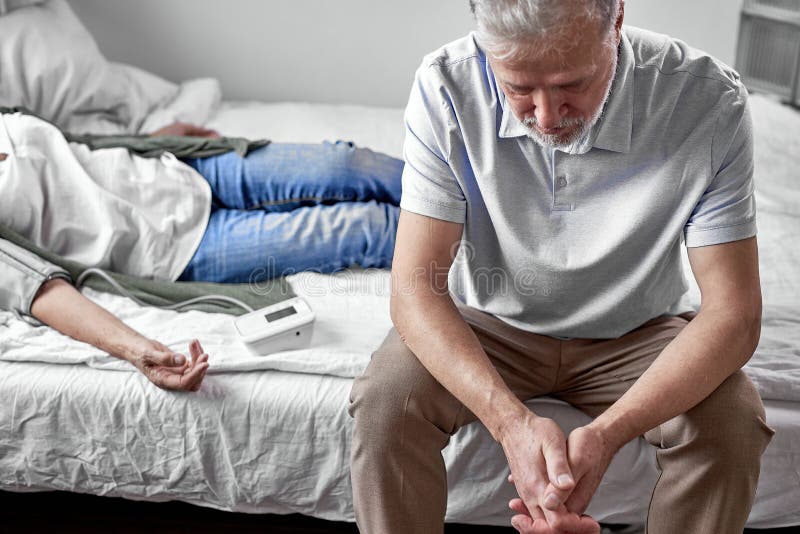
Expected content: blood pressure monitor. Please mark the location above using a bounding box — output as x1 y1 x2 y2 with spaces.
234 297 315 355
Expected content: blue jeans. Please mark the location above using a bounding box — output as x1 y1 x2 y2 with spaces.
178 141 403 283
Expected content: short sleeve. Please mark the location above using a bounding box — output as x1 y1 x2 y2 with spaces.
399 64 467 223
684 83 756 247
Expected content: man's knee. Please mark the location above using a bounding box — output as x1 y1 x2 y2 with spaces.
656 371 774 462
350 330 418 421
349 328 463 442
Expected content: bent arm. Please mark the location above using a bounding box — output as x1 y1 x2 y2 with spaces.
393 210 588 529
589 236 762 448
390 210 530 441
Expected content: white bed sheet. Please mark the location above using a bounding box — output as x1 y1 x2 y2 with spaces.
0 358 797 528
1 95 799 528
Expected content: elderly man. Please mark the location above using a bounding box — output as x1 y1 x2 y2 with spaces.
348 1 773 533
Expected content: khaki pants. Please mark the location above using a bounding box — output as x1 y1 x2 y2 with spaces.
348 305 774 534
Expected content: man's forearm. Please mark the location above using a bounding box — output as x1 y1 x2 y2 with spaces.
589 307 761 450
391 292 529 441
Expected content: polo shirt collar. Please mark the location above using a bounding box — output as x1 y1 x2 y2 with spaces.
497 30 635 154
498 93 532 139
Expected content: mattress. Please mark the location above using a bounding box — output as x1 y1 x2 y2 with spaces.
1 95 799 528
1 281 798 528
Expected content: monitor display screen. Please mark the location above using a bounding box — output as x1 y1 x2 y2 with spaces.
265 306 297 323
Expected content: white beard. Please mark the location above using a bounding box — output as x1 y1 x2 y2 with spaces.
522 52 618 151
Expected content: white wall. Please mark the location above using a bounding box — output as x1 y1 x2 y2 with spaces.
69 0 745 108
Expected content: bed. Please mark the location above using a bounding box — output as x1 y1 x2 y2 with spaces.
1 1 799 530
0 93 798 529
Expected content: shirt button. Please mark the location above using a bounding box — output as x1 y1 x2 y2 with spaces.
557 176 567 188
0 153 7 161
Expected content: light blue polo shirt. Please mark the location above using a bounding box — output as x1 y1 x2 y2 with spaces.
399 26 756 339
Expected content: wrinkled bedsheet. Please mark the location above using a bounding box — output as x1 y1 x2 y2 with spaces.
0 271 393 379
0 354 797 527
0 267 798 401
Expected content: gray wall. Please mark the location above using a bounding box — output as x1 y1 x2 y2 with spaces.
70 0 744 108
69 0 475 107
625 0 744 69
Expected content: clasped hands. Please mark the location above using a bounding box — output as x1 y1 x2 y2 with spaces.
500 413 619 534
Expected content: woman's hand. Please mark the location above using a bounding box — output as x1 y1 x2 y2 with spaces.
149 122 221 138
31 279 210 392
128 338 210 392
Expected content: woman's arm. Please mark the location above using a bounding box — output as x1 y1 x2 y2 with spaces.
30 278 209 391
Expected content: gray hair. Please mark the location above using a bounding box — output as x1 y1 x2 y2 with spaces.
469 0 621 61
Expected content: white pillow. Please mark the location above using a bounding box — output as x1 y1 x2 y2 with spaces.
0 0 177 133
65 63 180 135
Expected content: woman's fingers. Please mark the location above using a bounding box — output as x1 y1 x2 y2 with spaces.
181 353 209 391
189 339 204 363
186 125 220 138
155 360 206 391
200 128 221 138
145 348 186 368
144 351 209 391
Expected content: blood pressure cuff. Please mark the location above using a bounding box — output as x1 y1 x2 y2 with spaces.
0 237 71 319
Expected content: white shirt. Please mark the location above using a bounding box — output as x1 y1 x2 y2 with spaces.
0 112 211 280
400 27 755 338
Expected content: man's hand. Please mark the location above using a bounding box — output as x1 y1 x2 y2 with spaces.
128 338 209 391
506 423 619 533
560 425 618 514
501 413 600 533
149 122 221 138
508 495 600 534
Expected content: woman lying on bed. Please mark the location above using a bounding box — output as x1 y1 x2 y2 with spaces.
0 109 403 392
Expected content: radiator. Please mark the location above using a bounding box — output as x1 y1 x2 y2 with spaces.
736 0 800 105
